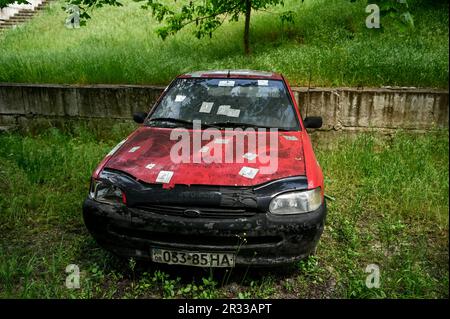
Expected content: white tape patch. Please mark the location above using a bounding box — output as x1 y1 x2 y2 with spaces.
239 167 259 179
227 108 241 118
217 105 231 116
199 102 214 113
175 95 186 102
258 80 269 86
217 105 241 118
283 135 298 141
214 138 229 144
107 139 127 156
129 146 141 153
218 80 235 87
200 146 210 153
243 153 257 161
156 171 174 184
145 163 156 170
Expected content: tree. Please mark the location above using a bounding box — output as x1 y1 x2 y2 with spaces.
66 0 292 55
67 0 417 55
357 0 415 28
0 0 29 10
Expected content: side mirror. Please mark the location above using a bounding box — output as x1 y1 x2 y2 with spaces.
303 116 323 129
133 112 148 124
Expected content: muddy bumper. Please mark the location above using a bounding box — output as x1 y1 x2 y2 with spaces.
83 198 326 266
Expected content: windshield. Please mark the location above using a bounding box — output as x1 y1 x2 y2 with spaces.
147 78 300 130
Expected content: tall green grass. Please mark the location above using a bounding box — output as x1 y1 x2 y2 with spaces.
0 0 448 87
0 126 448 298
316 132 449 298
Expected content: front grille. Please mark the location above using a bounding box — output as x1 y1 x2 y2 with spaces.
109 225 282 247
134 204 257 219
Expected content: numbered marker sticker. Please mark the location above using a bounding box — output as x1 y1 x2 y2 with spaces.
129 146 141 153
156 171 174 184
239 167 259 179
214 138 229 144
200 146 210 153
175 95 186 102
227 108 241 118
283 135 298 141
217 105 240 118
199 102 214 113
243 153 257 161
218 80 235 87
217 105 232 116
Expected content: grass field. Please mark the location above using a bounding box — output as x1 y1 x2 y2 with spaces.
0 0 448 87
0 125 448 298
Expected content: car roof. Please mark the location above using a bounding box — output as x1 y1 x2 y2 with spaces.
178 69 284 80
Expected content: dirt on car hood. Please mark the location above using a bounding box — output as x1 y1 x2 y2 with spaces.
103 127 306 188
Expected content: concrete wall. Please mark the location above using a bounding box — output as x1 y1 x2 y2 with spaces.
0 83 448 132
293 87 449 131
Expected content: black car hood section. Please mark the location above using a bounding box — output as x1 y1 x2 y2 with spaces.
100 168 308 211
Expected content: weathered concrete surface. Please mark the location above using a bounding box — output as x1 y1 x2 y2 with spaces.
0 83 448 132
0 83 163 119
293 87 449 131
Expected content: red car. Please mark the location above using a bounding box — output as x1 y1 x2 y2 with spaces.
83 70 326 267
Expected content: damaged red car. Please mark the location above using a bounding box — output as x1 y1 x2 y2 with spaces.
83 70 326 267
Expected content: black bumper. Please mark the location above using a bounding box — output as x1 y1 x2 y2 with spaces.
83 198 327 266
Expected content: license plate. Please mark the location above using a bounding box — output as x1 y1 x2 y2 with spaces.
151 248 235 268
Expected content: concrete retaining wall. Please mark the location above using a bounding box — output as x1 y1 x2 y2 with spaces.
294 87 448 131
0 83 448 132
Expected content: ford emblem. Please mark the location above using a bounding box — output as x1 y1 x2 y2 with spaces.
183 209 201 218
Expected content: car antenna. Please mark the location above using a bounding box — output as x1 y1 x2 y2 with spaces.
306 66 312 116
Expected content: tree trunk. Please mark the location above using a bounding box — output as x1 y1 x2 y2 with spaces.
244 0 251 55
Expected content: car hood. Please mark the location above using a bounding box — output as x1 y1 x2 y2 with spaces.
103 127 305 188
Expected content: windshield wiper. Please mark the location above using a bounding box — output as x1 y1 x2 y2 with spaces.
147 118 291 131
147 117 194 127
148 118 225 129
205 121 290 131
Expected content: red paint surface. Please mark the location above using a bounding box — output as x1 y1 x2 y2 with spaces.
283 74 325 196
102 127 305 188
92 71 324 193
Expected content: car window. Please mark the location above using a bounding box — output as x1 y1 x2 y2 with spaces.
148 78 300 130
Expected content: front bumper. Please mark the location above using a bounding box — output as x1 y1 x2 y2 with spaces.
83 198 327 266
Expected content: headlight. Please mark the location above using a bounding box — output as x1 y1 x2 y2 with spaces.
269 188 322 215
89 179 126 205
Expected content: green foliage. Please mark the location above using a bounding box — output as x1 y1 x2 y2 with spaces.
61 0 422 50
0 126 447 299
65 0 294 53
373 0 415 28
135 0 287 40
0 0 447 87
62 0 123 23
